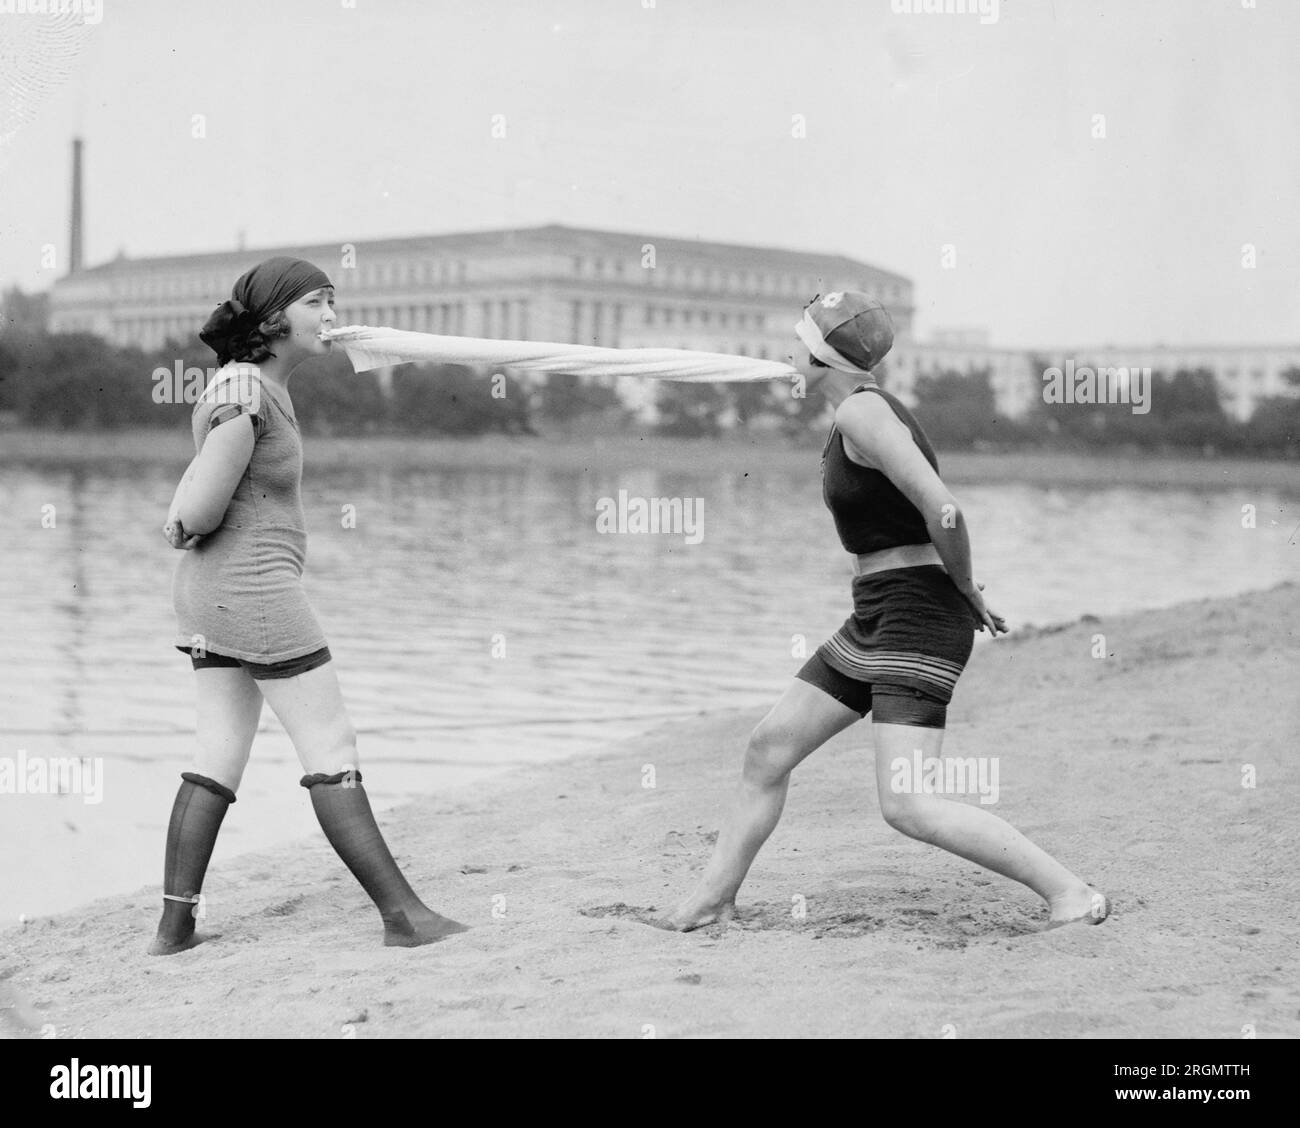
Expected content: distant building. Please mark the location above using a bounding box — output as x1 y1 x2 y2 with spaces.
890 334 1040 419
43 206 1299 424
889 335 1300 422
1036 344 1300 422
47 225 915 363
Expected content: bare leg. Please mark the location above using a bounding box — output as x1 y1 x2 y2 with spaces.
192 665 263 792
660 679 861 931
257 663 468 946
872 722 1107 927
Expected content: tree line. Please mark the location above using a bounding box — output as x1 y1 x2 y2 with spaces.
1 288 1296 455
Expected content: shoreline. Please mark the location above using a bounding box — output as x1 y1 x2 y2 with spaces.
1 427 1297 489
2 582 1296 1038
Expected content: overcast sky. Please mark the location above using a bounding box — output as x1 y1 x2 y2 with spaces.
1 0 1296 348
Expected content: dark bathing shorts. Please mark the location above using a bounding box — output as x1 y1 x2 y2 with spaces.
174 644 332 680
796 565 977 728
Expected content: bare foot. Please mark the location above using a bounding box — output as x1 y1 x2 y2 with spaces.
1045 885 1109 931
147 931 207 956
383 906 470 948
652 896 736 933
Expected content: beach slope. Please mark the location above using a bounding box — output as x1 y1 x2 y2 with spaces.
2 584 1297 1039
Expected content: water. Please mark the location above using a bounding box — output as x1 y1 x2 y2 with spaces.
1 453 1295 920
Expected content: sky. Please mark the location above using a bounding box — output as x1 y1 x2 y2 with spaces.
1 0 1297 348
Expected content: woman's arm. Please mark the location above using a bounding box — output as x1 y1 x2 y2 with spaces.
173 413 256 536
163 456 203 549
834 394 1007 634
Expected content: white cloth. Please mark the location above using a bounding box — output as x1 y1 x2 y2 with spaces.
321 326 797 383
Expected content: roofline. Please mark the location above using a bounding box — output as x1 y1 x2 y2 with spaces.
1017 344 1300 354
63 223 912 286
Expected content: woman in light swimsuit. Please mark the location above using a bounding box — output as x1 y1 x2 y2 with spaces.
664 291 1108 933
152 256 466 954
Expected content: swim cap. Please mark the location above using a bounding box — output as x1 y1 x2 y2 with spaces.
794 291 894 374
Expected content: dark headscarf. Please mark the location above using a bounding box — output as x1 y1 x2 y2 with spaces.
200 256 333 364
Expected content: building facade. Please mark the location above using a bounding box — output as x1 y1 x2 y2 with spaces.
1032 344 1300 422
46 225 1298 422
891 333 1300 423
48 224 914 360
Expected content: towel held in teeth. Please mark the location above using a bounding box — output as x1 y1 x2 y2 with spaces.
320 326 798 383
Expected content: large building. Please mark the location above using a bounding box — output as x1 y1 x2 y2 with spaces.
888 329 1042 420
1035 344 1300 422
48 225 915 363
888 331 1300 423
46 217 1299 423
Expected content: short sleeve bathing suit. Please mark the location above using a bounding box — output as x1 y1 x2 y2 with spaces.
172 367 328 664
797 385 978 726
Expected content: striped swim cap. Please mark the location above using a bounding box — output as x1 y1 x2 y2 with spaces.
795 291 895 373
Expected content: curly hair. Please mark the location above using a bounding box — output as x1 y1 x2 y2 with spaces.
224 308 293 364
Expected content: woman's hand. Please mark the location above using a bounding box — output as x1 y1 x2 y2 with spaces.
963 582 1008 635
163 518 203 550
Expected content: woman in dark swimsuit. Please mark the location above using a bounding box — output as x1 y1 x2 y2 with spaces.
664 291 1108 932
152 256 466 953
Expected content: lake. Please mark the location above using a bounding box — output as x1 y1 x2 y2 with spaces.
1 446 1295 920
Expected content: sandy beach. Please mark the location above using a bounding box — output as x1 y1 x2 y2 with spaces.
1 582 1296 1039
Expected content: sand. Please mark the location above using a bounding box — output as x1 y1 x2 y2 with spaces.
1 583 1297 1039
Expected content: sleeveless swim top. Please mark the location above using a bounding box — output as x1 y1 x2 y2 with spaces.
820 384 940 554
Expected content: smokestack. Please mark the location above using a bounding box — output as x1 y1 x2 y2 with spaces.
69 137 84 274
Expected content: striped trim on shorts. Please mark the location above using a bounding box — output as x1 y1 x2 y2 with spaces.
814 564 976 707
819 638 966 702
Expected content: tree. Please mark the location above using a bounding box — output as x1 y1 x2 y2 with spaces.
911 368 1002 449
389 364 535 435
654 381 731 437
537 371 628 426
290 352 387 436
0 286 50 336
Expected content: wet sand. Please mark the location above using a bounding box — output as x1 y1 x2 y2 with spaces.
1 584 1296 1038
